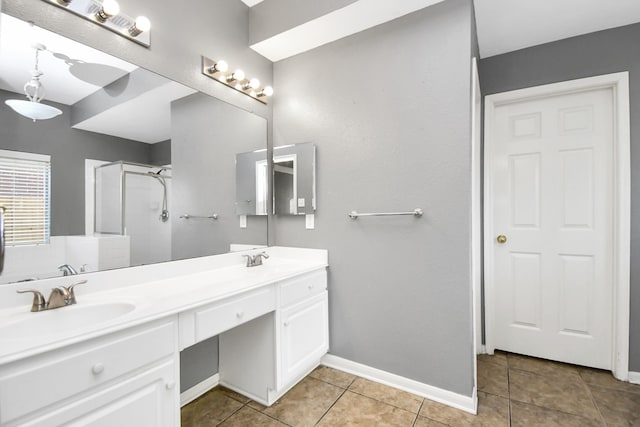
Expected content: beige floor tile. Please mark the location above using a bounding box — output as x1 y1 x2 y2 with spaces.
510 400 604 427
263 376 344 427
413 416 448 426
477 359 509 398
309 365 357 389
507 353 580 380
317 390 416 426
579 367 640 395
509 368 600 420
219 386 252 404
477 351 508 367
419 391 509 427
348 377 423 413
217 406 288 427
590 384 640 427
180 388 243 426
247 400 268 411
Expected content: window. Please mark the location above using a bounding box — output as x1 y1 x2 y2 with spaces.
0 150 51 246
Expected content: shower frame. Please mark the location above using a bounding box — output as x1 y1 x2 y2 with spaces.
94 161 172 235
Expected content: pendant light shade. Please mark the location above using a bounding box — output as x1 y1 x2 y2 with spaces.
4 43 62 122
5 99 62 121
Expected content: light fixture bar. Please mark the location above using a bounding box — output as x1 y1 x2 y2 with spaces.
202 56 273 105
42 0 151 47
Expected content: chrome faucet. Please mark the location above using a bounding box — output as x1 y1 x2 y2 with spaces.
58 264 78 276
243 252 269 267
17 280 88 312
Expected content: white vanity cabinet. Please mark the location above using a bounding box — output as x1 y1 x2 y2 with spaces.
0 318 179 427
278 269 329 389
217 268 328 405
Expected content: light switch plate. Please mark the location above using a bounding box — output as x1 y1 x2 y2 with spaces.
305 214 315 229
239 215 247 228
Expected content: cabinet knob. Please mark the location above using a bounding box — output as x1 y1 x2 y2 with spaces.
284 321 289 327
92 363 104 375
236 311 244 318
165 380 176 390
308 284 314 290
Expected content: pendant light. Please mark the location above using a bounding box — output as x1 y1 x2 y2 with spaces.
4 43 63 122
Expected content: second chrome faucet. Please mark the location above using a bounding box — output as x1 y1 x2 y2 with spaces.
243 252 269 267
17 279 88 312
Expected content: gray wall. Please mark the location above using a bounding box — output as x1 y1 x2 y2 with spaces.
273 0 476 396
171 92 268 260
0 89 153 236
151 140 171 167
479 22 640 371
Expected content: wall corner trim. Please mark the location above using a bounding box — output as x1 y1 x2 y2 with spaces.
629 371 640 385
321 354 478 414
180 373 220 407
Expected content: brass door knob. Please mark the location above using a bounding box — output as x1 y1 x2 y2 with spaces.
496 235 507 244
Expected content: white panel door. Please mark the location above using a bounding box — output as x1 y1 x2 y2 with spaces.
490 87 614 369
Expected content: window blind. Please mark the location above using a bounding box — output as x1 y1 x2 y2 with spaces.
0 152 51 246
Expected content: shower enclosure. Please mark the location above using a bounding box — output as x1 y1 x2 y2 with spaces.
94 161 172 266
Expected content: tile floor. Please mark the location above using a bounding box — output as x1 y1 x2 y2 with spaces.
181 352 640 426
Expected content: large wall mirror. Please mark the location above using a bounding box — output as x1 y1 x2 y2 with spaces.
0 13 268 284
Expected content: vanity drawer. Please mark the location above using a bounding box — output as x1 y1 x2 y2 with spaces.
280 269 327 307
0 320 176 425
194 287 276 343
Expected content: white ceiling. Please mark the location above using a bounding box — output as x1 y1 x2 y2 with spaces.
0 14 195 143
474 0 640 58
243 0 640 60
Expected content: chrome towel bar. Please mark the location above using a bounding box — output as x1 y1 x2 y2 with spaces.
348 208 423 220
179 213 218 220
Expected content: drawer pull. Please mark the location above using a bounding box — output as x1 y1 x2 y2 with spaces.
92 363 105 375
308 284 314 290
165 380 176 390
236 311 244 318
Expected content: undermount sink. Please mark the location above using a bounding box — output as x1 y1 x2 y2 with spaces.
0 302 136 342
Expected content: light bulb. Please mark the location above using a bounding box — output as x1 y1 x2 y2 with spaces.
226 69 245 83
95 0 119 22
128 16 151 37
216 60 229 73
208 60 228 74
242 78 260 90
258 86 274 97
249 78 260 89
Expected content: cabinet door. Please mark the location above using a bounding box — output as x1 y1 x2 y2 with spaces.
280 291 328 386
18 361 178 427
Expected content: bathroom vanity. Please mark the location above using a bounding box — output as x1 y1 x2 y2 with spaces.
0 247 328 426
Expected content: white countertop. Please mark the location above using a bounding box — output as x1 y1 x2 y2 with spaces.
0 247 328 365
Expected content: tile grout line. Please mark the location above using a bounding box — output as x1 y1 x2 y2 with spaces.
506 353 512 427
313 386 349 426
579 374 608 426
411 399 425 427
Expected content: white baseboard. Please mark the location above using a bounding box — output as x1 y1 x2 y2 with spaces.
629 371 640 385
477 345 487 355
321 354 477 414
180 373 220 407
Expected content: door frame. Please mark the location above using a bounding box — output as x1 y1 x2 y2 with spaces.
483 72 631 381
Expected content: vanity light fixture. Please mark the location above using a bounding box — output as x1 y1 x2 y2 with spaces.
43 0 152 47
94 0 120 23
4 44 63 122
202 56 273 104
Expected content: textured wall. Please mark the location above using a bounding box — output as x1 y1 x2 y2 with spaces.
479 22 640 372
273 0 476 395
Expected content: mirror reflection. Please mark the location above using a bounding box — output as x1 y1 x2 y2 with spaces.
273 143 316 216
0 13 268 284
